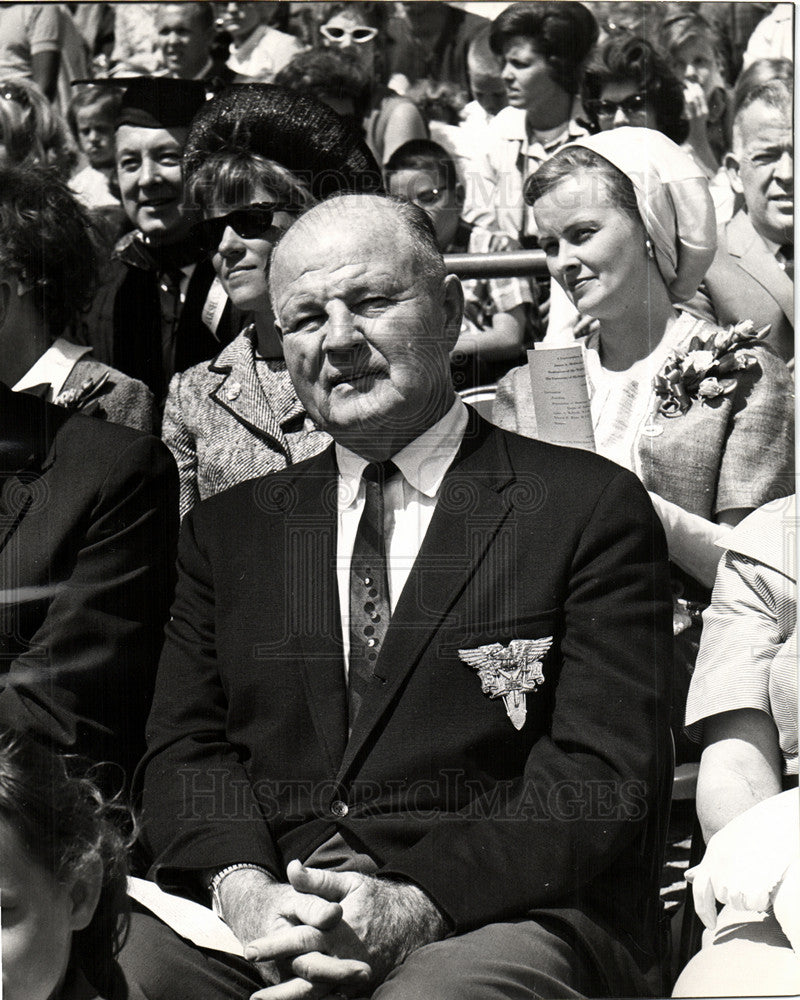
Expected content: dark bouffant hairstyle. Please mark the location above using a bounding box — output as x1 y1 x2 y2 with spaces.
0 165 98 336
0 732 132 992
273 47 371 121
182 83 383 203
489 2 599 96
582 34 688 143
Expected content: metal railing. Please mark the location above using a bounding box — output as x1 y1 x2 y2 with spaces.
443 249 548 279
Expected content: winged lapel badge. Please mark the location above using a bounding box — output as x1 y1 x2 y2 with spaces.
458 637 554 730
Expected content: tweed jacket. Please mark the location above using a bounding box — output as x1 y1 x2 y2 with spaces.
686 209 794 364
139 410 674 996
493 312 795 523
162 326 331 518
54 355 157 434
0 383 178 779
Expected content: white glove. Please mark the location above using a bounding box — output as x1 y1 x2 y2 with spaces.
686 789 799 932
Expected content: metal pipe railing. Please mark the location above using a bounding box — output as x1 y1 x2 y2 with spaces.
443 249 548 279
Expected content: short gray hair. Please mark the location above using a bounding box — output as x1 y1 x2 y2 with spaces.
732 77 792 153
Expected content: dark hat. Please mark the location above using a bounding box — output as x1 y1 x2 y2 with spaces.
73 77 208 130
182 83 383 200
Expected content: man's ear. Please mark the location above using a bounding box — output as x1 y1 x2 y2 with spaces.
442 272 464 351
67 852 104 933
724 150 743 195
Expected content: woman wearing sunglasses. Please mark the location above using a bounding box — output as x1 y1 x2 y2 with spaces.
317 1 426 164
581 34 687 143
161 84 382 518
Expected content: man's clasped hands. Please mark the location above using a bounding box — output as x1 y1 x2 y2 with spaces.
217 860 448 999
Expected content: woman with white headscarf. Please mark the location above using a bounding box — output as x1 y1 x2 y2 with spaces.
492 128 794 753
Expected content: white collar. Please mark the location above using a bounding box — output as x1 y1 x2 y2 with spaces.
13 337 92 398
231 22 266 58
336 396 468 507
492 101 586 145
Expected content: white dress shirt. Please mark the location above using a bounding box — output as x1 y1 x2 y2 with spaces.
12 337 92 400
335 397 468 675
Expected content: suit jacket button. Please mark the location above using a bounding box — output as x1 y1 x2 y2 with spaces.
330 799 349 818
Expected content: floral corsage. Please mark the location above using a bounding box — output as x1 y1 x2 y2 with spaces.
53 372 110 412
652 320 769 417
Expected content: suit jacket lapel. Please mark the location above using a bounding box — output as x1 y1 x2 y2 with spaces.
289 445 349 770
336 412 515 783
726 211 794 325
208 333 304 451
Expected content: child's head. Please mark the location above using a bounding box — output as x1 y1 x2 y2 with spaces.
657 11 727 98
0 734 130 1000
466 27 506 117
384 139 464 250
68 86 121 169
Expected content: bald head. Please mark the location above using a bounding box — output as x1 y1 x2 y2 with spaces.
269 194 463 461
270 195 445 307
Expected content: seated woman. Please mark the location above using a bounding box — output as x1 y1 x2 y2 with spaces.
547 34 689 345
582 34 687 143
0 164 155 433
162 84 382 518
0 730 130 999
674 495 799 996
492 127 795 755
316 1 427 165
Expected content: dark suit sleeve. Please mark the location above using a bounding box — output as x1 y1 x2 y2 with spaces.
138 509 283 892
379 467 673 931
0 434 178 780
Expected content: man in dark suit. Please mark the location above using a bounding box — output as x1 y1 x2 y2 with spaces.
687 75 793 363
0 382 178 780
121 196 673 999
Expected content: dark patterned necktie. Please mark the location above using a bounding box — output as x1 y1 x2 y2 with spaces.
348 460 396 729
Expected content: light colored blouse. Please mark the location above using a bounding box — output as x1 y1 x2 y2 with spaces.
493 311 795 521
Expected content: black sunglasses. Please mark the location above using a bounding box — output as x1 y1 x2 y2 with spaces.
585 93 648 120
194 203 293 254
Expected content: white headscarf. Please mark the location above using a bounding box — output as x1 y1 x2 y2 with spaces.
564 127 717 301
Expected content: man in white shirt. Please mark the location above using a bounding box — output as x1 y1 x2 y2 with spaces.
120 195 673 1000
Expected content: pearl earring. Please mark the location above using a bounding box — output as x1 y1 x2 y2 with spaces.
645 239 655 259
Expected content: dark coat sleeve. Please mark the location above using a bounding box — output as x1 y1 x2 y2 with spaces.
379 466 674 932
138 507 284 889
0 432 178 780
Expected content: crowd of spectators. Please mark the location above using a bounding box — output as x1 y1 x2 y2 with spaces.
0 3 794 998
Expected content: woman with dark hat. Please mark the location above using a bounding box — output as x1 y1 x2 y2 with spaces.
162 83 382 517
